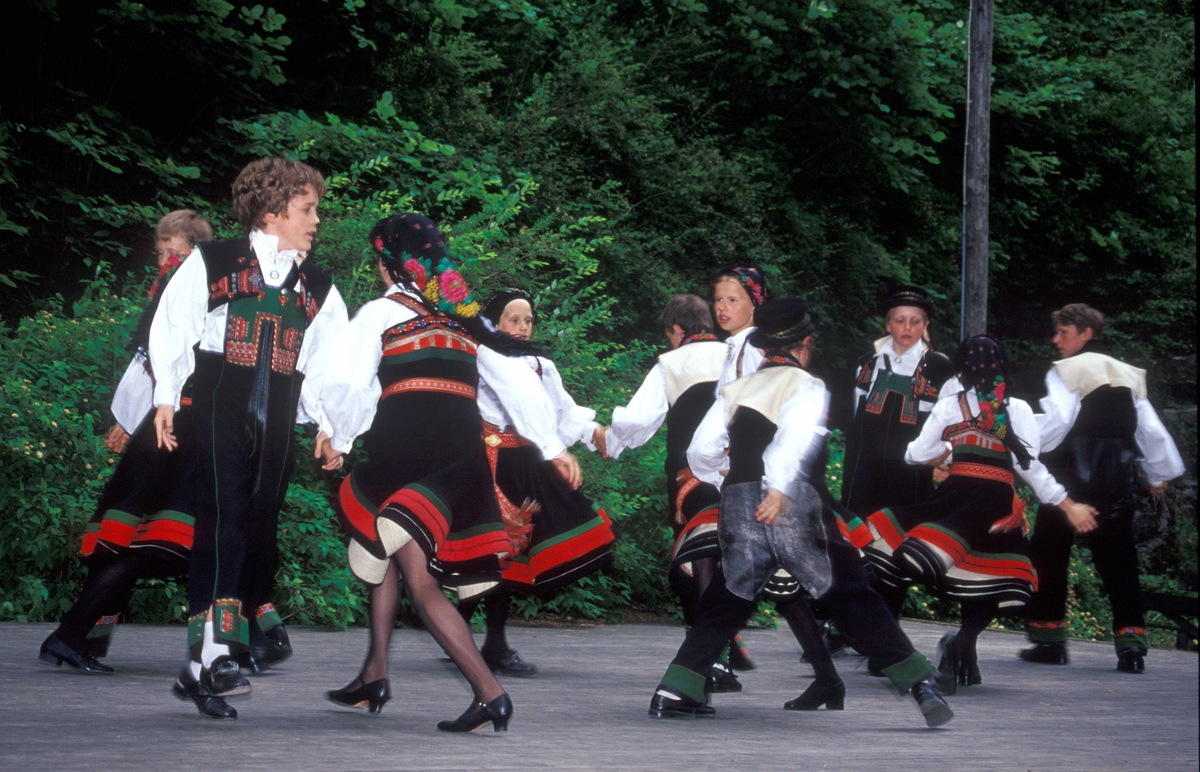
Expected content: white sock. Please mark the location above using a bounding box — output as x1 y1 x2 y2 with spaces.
200 619 230 669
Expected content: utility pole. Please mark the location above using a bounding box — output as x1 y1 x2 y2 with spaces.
961 0 993 339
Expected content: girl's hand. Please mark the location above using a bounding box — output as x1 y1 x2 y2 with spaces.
154 405 177 451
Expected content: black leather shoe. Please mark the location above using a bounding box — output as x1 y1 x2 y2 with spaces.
1116 647 1146 674
437 693 512 732
39 634 114 675
209 658 252 697
235 649 266 675
784 679 845 711
263 623 293 654
648 686 716 719
1019 642 1069 665
327 678 391 714
911 679 954 728
706 661 742 693
173 667 237 719
483 649 538 677
935 631 961 695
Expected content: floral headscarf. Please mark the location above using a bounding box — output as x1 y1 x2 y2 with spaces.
954 335 1033 469
716 265 771 308
369 213 481 317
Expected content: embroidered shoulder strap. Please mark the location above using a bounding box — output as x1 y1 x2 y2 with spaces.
386 292 430 317
957 392 973 423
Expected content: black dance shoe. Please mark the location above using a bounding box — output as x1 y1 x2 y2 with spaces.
39 633 114 675
1116 647 1146 674
910 679 954 728
706 661 742 693
648 686 716 719
327 678 391 714
728 635 756 671
1018 642 1069 665
235 649 266 675
437 693 513 732
784 679 845 711
173 666 237 720
484 648 538 678
209 658 252 697
935 631 961 695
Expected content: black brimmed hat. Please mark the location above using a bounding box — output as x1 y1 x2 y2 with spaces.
748 297 817 349
877 284 934 316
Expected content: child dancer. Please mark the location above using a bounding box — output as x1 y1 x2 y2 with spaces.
150 159 348 719
322 214 565 732
455 289 615 677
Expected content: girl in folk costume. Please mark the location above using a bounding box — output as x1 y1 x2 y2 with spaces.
149 160 348 720
857 336 1098 692
455 289 616 677
653 299 953 727
322 214 558 732
599 297 726 620
841 286 955 598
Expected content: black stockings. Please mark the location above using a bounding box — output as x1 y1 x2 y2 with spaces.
54 554 174 646
778 598 841 685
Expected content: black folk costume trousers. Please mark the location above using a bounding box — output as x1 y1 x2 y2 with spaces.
659 504 932 703
187 351 302 655
1027 503 1146 650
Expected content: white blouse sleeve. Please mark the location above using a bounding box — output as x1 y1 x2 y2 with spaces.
1036 368 1080 454
605 363 669 459
762 381 827 495
320 299 398 454
477 348 567 461
687 397 731 489
149 247 208 409
110 352 155 433
1009 399 1067 505
905 391 957 465
1134 398 1186 486
540 359 599 450
295 285 349 435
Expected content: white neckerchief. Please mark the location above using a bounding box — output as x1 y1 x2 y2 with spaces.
249 229 302 288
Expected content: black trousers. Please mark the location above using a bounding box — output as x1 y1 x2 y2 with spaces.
187 352 301 650
1027 503 1144 638
664 509 929 700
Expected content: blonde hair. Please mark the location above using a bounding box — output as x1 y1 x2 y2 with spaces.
231 157 326 230
156 209 213 246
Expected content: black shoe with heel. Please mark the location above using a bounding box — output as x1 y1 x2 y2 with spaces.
327 678 391 714
1116 647 1146 674
437 693 512 732
911 679 954 728
1019 641 1069 665
935 631 961 695
209 658 252 697
173 666 237 720
784 679 845 711
648 685 716 719
39 633 114 675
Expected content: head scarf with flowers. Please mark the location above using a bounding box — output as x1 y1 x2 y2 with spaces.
954 335 1033 470
716 265 772 308
368 213 481 318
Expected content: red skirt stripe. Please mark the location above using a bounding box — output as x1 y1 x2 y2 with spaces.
340 476 378 542
866 509 905 549
385 488 450 544
95 519 137 549
131 519 194 549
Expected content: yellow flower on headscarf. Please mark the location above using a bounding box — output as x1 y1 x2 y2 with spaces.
423 278 440 304
455 300 481 318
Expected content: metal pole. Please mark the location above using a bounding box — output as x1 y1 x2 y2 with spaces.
961 0 993 339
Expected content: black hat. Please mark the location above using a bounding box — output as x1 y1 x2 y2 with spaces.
877 284 934 316
748 297 817 349
483 288 537 326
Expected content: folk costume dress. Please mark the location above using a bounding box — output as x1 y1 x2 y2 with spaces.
1026 342 1184 654
324 284 557 595
605 332 728 608
150 230 345 667
658 352 938 708
842 336 954 519
859 377 1068 611
477 355 615 591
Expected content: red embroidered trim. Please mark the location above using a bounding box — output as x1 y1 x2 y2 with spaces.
225 311 302 375
381 325 478 358
1029 620 1068 630
483 422 533 449
949 462 1014 485
1115 626 1147 636
674 468 702 526
382 378 476 400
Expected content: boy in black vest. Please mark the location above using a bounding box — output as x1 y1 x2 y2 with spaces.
150 158 348 718
1021 304 1184 673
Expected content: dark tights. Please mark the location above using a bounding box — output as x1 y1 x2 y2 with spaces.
349 542 503 702
956 601 999 652
54 554 176 646
778 598 841 685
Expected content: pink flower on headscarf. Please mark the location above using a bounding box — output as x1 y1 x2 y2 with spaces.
405 258 427 287
374 236 385 253
439 269 470 304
